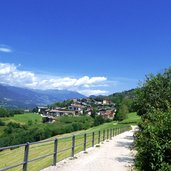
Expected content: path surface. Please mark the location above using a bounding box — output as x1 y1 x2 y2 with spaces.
41 126 137 171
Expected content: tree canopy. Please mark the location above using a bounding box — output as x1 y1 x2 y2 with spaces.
135 67 171 116
135 67 171 171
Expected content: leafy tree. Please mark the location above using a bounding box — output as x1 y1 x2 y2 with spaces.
135 110 171 171
115 103 129 121
0 108 9 117
51 99 73 108
90 108 97 118
135 68 171 116
0 119 5 126
135 67 171 171
94 115 105 126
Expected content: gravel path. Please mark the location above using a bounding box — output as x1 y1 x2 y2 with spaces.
41 126 136 171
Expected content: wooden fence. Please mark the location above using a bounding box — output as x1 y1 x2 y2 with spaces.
0 126 130 171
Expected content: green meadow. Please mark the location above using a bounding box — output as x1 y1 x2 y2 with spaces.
0 112 140 171
1 113 42 125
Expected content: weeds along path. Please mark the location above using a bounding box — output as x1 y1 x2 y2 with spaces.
42 126 137 171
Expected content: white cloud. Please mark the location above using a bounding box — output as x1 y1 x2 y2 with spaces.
78 89 109 96
0 63 16 74
74 76 107 86
0 47 12 53
0 63 36 87
0 63 110 96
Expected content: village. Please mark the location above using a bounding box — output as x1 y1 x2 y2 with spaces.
37 98 116 121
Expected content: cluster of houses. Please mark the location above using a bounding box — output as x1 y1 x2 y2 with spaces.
37 98 116 120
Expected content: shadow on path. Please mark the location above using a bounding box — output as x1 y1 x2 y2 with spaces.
115 156 134 163
116 141 133 148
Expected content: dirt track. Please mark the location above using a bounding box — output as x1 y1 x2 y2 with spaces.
41 126 136 171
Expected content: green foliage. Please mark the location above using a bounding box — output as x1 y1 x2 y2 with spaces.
94 115 105 126
120 112 140 124
50 99 73 108
90 108 98 118
135 68 171 116
9 113 42 124
57 116 94 130
28 120 33 126
135 67 171 170
135 110 171 171
0 108 24 117
8 109 24 115
109 89 136 112
0 119 5 126
0 108 11 117
0 116 94 147
115 102 129 121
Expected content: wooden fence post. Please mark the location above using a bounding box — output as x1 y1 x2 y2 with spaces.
107 129 109 140
72 135 75 157
84 133 87 151
53 138 58 166
98 130 100 144
92 132 95 147
103 130 105 141
110 128 112 139
23 142 29 171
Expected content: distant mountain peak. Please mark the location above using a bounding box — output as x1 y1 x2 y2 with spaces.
0 84 85 109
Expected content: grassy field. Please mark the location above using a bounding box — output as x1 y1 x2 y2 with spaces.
1 113 42 124
0 113 42 135
119 112 141 124
0 112 140 171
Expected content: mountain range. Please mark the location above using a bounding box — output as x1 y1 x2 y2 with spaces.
0 84 85 109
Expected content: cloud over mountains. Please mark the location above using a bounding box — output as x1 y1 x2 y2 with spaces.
0 63 109 96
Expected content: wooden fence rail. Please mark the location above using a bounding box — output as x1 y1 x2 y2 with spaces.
0 126 130 171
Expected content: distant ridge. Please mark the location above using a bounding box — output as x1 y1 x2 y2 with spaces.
0 84 85 109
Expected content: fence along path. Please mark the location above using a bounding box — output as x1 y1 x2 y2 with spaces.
42 126 136 171
0 126 130 171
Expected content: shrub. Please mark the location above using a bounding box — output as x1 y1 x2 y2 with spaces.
0 119 5 126
0 108 9 117
94 115 105 126
135 67 171 170
135 110 171 171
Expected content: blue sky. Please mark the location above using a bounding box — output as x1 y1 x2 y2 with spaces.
0 0 171 96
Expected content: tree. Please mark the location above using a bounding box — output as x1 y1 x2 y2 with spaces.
135 67 171 170
0 119 5 126
90 108 97 118
135 68 171 116
0 108 9 117
115 102 129 121
94 115 105 126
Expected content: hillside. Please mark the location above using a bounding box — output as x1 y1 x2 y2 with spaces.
109 89 136 103
0 112 139 171
0 84 85 109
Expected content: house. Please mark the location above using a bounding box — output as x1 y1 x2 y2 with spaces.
48 109 76 117
68 104 84 114
103 99 111 105
85 107 93 115
102 110 115 119
37 106 48 114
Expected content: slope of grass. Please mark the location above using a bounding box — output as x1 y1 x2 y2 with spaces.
0 113 42 135
120 112 140 124
0 112 140 171
1 113 42 125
